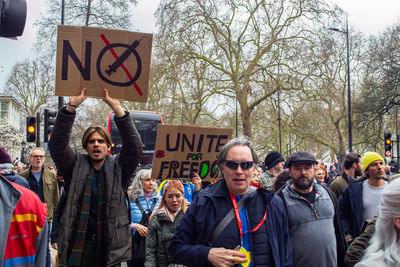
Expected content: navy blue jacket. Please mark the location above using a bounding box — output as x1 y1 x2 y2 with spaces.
170 180 292 267
338 177 367 240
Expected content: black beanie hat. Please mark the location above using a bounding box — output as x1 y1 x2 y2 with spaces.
264 151 285 170
0 147 12 164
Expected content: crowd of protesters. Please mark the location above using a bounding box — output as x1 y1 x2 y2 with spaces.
1 88 400 267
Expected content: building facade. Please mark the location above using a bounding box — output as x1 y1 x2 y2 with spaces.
0 94 24 162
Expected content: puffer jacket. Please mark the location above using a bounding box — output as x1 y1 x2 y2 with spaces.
145 209 184 267
48 107 143 266
130 194 160 235
170 179 292 267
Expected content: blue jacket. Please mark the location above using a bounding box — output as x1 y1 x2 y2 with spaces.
130 194 160 235
0 163 29 189
170 180 292 267
338 177 367 240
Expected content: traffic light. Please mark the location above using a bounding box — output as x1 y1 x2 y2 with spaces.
384 133 392 157
0 0 27 38
44 109 57 142
26 116 36 142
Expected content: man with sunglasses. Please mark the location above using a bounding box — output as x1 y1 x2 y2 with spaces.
20 147 60 267
277 151 347 267
170 137 292 267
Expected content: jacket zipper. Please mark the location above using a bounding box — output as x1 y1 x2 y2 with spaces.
311 203 319 219
288 190 320 219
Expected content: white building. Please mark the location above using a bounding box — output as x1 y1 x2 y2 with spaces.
0 94 24 162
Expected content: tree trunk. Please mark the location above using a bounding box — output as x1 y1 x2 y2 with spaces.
85 0 92 26
242 108 252 139
335 120 346 161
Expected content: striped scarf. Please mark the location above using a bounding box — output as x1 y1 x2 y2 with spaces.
67 167 106 266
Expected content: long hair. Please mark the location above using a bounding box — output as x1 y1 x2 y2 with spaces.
150 180 186 221
316 165 328 179
127 169 159 202
81 125 112 149
361 178 400 266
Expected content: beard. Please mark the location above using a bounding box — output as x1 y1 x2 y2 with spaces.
292 175 313 190
355 168 362 177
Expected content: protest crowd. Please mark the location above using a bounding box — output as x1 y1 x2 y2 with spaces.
1 87 400 267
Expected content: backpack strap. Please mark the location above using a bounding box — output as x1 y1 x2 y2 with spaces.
209 186 256 246
149 198 158 212
135 199 145 214
135 198 158 215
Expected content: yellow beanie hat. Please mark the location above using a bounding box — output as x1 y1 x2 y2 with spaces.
362 152 384 172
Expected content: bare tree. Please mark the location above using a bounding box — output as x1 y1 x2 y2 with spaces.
155 0 343 138
286 29 366 159
353 22 400 151
3 60 55 116
34 0 137 61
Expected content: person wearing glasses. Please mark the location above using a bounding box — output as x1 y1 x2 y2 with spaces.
170 137 292 267
19 147 60 267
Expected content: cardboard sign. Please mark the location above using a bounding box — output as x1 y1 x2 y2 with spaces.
55 25 152 102
151 125 233 181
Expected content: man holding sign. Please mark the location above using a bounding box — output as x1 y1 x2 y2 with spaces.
48 88 143 266
170 137 292 267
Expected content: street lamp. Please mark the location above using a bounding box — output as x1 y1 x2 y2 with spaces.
329 17 352 152
58 0 65 110
20 140 26 164
235 98 238 138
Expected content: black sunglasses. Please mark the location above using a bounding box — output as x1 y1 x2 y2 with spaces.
224 160 254 170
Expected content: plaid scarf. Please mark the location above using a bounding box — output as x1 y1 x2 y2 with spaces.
68 167 106 266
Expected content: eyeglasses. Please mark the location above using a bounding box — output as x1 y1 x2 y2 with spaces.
31 155 44 159
224 160 254 170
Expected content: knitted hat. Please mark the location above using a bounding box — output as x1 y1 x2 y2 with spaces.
264 151 285 170
362 152 384 172
286 151 317 168
0 147 12 164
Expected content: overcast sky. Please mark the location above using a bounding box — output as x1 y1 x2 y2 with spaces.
1 0 400 90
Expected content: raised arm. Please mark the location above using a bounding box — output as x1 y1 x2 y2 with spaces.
102 88 143 189
49 88 87 187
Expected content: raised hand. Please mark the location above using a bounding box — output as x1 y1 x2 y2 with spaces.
67 88 87 112
102 88 125 117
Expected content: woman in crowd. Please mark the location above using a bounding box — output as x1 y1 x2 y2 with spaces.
145 180 186 267
128 169 161 267
315 165 328 186
355 178 400 267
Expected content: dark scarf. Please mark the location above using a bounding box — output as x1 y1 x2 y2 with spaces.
68 167 106 266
